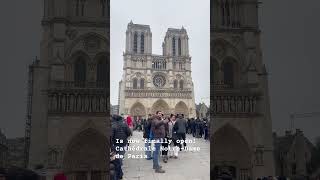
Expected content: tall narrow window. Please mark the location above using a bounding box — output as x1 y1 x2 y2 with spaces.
141 33 145 54
80 0 85 16
75 0 80 16
172 37 176 56
74 58 86 87
140 79 145 89
178 38 182 56
174 80 178 89
179 80 184 90
133 33 138 53
133 78 138 89
101 0 106 17
223 62 234 88
97 58 107 87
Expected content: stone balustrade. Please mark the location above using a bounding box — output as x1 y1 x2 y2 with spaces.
125 89 192 99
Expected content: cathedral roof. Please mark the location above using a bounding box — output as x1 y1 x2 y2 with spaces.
127 21 150 30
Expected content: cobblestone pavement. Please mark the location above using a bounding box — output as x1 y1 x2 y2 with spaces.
122 131 210 180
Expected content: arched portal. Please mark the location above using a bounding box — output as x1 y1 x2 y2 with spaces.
212 124 252 180
151 99 170 116
130 102 146 121
63 128 108 180
174 101 189 118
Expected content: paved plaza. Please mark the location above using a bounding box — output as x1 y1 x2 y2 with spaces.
122 131 210 180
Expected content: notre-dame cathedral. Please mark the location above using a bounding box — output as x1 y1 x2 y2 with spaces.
211 0 275 179
27 0 109 179
118 21 196 119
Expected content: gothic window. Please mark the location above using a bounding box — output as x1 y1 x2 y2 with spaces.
74 58 86 87
48 149 58 165
133 78 138 89
223 62 234 88
140 79 145 89
75 0 80 16
292 163 297 175
101 0 106 17
81 0 86 16
213 60 219 83
141 33 145 54
97 58 107 87
178 38 182 56
153 75 166 88
179 80 184 89
174 80 178 89
219 0 240 28
133 33 138 53
172 37 176 56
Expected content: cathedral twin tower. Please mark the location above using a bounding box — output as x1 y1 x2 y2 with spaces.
118 21 196 119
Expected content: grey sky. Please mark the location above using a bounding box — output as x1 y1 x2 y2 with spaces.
260 0 320 142
110 0 211 106
0 0 319 143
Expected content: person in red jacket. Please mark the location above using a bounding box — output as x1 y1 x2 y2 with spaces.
54 172 67 180
126 115 133 133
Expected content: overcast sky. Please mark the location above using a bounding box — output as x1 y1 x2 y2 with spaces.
110 0 210 106
0 0 319 143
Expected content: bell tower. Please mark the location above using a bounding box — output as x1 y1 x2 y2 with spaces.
162 27 189 57
125 21 152 54
28 0 109 179
211 0 275 179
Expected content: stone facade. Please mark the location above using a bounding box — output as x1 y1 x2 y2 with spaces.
28 1 109 180
211 0 275 179
118 22 196 119
196 103 209 118
273 129 315 178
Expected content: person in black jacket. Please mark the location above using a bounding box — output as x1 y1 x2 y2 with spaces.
111 114 132 179
143 114 153 160
174 114 187 151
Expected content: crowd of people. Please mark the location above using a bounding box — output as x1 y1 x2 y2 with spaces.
110 111 210 180
131 115 210 140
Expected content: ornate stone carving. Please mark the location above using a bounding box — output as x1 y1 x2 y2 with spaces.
213 44 226 59
153 74 166 87
66 29 78 40
84 37 101 52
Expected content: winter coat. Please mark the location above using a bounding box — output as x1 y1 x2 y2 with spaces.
112 115 132 147
126 116 133 128
174 117 187 134
151 115 168 139
168 120 175 138
143 118 152 138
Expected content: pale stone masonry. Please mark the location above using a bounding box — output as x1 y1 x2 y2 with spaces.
118 22 196 119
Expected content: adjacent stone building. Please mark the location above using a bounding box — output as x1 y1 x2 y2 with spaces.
196 103 209 118
118 22 196 119
7 138 26 168
212 0 275 179
273 129 315 178
110 105 119 115
0 130 7 168
28 1 109 180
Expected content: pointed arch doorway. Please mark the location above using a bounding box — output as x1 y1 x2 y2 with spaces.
130 102 146 121
151 99 170 116
212 124 252 180
63 128 108 180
